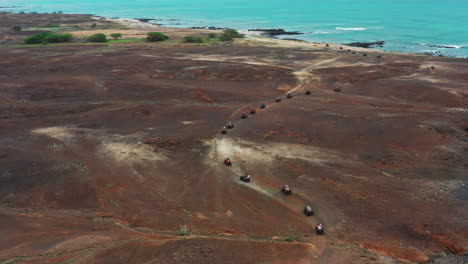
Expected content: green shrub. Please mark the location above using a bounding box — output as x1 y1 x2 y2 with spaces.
12 26 22 32
220 28 244 42
110 33 122 40
283 225 300 242
87 33 108 42
24 32 73 44
43 33 73 43
91 23 97 28
208 33 216 38
146 32 169 42
24 32 50 44
179 225 188 236
45 23 60 28
182 36 204 43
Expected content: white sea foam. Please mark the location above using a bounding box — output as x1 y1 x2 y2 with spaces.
336 27 366 31
313 30 331 34
420 43 463 49
437 45 462 49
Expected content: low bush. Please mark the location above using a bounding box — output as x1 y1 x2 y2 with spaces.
24 32 50 44
283 225 300 242
220 28 244 42
44 23 60 28
179 225 188 236
12 26 21 32
146 32 169 42
87 33 108 42
208 33 216 38
110 33 122 40
43 33 73 43
91 23 97 28
24 32 73 44
182 36 204 43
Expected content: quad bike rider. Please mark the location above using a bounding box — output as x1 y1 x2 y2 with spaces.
315 224 324 235
287 93 293 99
275 97 282 102
250 108 256 114
305 90 311 95
282 185 292 195
224 157 232 166
240 173 251 182
221 126 228 134
227 122 234 129
304 205 314 216
260 103 266 109
241 112 248 119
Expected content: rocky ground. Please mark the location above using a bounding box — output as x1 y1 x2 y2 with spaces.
0 12 467 264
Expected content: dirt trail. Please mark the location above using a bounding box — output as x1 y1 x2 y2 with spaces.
201 60 337 253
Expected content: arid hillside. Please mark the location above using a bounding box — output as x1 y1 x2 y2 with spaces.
0 12 467 264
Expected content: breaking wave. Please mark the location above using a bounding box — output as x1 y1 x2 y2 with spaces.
419 43 463 49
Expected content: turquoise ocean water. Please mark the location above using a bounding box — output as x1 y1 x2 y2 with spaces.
2 0 468 57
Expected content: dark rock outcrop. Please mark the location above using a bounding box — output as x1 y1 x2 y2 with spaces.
422 51 445 57
191 26 226 30
347 40 385 48
134 18 154 23
248 28 303 37
282 38 307 42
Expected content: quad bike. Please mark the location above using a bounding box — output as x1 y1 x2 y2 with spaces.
227 122 234 129
250 108 256 114
275 97 282 102
241 112 248 119
305 90 311 95
287 93 293 99
304 206 314 216
260 104 266 109
240 174 251 183
224 158 232 166
221 127 228 134
315 224 324 235
282 185 292 195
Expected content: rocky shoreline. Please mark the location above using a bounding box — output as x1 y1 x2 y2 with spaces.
247 28 303 37
346 40 385 48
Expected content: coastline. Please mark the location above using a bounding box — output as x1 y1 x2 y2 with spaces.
96 15 467 59
94 15 445 59
1 10 465 60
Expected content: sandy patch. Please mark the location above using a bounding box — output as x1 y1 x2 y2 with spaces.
225 210 233 218
193 212 208 220
31 126 76 142
181 121 195 125
51 234 113 250
97 141 166 164
203 137 348 199
211 138 345 167
31 125 167 164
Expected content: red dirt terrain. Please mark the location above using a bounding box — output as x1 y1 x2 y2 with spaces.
0 13 467 264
